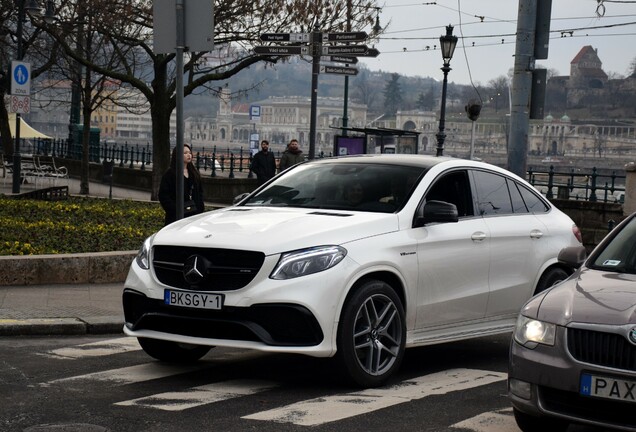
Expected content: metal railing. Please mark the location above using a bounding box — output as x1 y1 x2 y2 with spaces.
528 165 625 203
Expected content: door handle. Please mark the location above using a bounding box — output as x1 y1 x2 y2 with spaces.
471 232 487 242
530 229 544 239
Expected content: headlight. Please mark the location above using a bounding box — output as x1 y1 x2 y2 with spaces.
135 235 154 270
270 246 347 280
513 315 556 347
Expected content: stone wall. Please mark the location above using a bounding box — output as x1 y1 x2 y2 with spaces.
0 251 137 286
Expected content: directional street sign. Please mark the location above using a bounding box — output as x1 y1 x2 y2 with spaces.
322 46 380 57
323 45 367 55
254 46 308 55
320 65 358 76
260 33 309 43
322 31 367 42
327 55 359 64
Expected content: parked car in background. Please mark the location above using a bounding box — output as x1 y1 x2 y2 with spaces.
123 155 582 387
509 212 636 431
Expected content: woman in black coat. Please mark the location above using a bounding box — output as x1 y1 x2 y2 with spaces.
158 143 204 226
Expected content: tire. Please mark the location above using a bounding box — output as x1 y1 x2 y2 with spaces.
138 338 211 363
337 279 406 388
534 267 569 295
513 408 568 432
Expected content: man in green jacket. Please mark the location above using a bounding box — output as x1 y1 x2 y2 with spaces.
279 139 304 172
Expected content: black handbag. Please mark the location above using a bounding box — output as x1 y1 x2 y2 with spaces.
184 184 197 216
184 199 197 216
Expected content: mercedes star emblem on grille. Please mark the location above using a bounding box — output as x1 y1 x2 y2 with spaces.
183 255 206 284
630 327 636 345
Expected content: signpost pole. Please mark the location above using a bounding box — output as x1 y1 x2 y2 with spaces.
11 0 26 194
308 27 321 160
342 0 352 137
175 0 185 220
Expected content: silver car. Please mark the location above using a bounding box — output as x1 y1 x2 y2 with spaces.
509 212 636 431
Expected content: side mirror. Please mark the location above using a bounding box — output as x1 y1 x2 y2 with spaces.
557 246 587 269
414 200 458 227
233 192 250 205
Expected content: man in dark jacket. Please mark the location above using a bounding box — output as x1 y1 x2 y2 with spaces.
279 138 304 172
250 140 277 185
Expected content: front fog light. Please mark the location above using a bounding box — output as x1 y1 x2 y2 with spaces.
509 378 532 400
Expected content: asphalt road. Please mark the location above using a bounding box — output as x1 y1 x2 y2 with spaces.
0 334 613 432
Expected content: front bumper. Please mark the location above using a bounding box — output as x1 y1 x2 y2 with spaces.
123 288 323 346
508 326 636 431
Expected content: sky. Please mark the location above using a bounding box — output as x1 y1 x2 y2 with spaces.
357 0 636 85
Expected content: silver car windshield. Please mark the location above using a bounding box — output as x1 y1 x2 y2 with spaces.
242 162 425 213
590 216 636 274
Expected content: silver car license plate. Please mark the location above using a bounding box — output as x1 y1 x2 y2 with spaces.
580 373 636 403
164 289 223 310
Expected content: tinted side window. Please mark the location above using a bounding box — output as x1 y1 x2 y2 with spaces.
425 170 474 217
472 170 513 216
517 184 550 213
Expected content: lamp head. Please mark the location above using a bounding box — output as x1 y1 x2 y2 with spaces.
25 0 42 16
44 0 56 24
440 25 458 64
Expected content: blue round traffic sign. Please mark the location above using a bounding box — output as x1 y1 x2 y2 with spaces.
14 64 29 85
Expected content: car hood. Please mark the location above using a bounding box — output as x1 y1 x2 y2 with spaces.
152 207 399 255
533 268 636 326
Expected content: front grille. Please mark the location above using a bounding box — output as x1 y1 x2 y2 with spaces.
152 246 265 290
123 289 324 346
539 386 636 429
567 327 636 371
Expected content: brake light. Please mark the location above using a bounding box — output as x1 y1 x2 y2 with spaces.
572 224 583 243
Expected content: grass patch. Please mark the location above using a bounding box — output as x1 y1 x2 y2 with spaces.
0 196 164 255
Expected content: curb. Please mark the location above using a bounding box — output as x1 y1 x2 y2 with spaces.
0 317 124 336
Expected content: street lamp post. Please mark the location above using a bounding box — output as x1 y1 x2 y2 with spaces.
435 25 458 157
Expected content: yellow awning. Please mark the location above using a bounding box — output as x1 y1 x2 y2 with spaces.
7 113 52 139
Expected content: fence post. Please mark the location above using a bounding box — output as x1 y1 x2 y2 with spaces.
211 150 217 177
546 165 554 200
141 148 146 170
129 145 135 169
590 167 598 202
229 153 235 179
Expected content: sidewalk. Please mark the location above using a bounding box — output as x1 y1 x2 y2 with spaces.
0 177 147 336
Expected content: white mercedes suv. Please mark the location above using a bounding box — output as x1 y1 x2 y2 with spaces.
123 155 582 387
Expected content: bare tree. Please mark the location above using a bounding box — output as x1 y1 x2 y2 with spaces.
39 0 378 199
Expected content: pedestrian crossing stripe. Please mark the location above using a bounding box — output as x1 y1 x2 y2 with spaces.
39 337 141 359
242 369 506 426
114 380 277 411
43 362 209 386
450 408 516 432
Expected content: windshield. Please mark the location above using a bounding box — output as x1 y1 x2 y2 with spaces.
241 162 425 213
589 216 636 274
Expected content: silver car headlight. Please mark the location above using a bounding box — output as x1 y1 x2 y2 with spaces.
135 235 154 270
270 246 347 280
513 315 556 347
